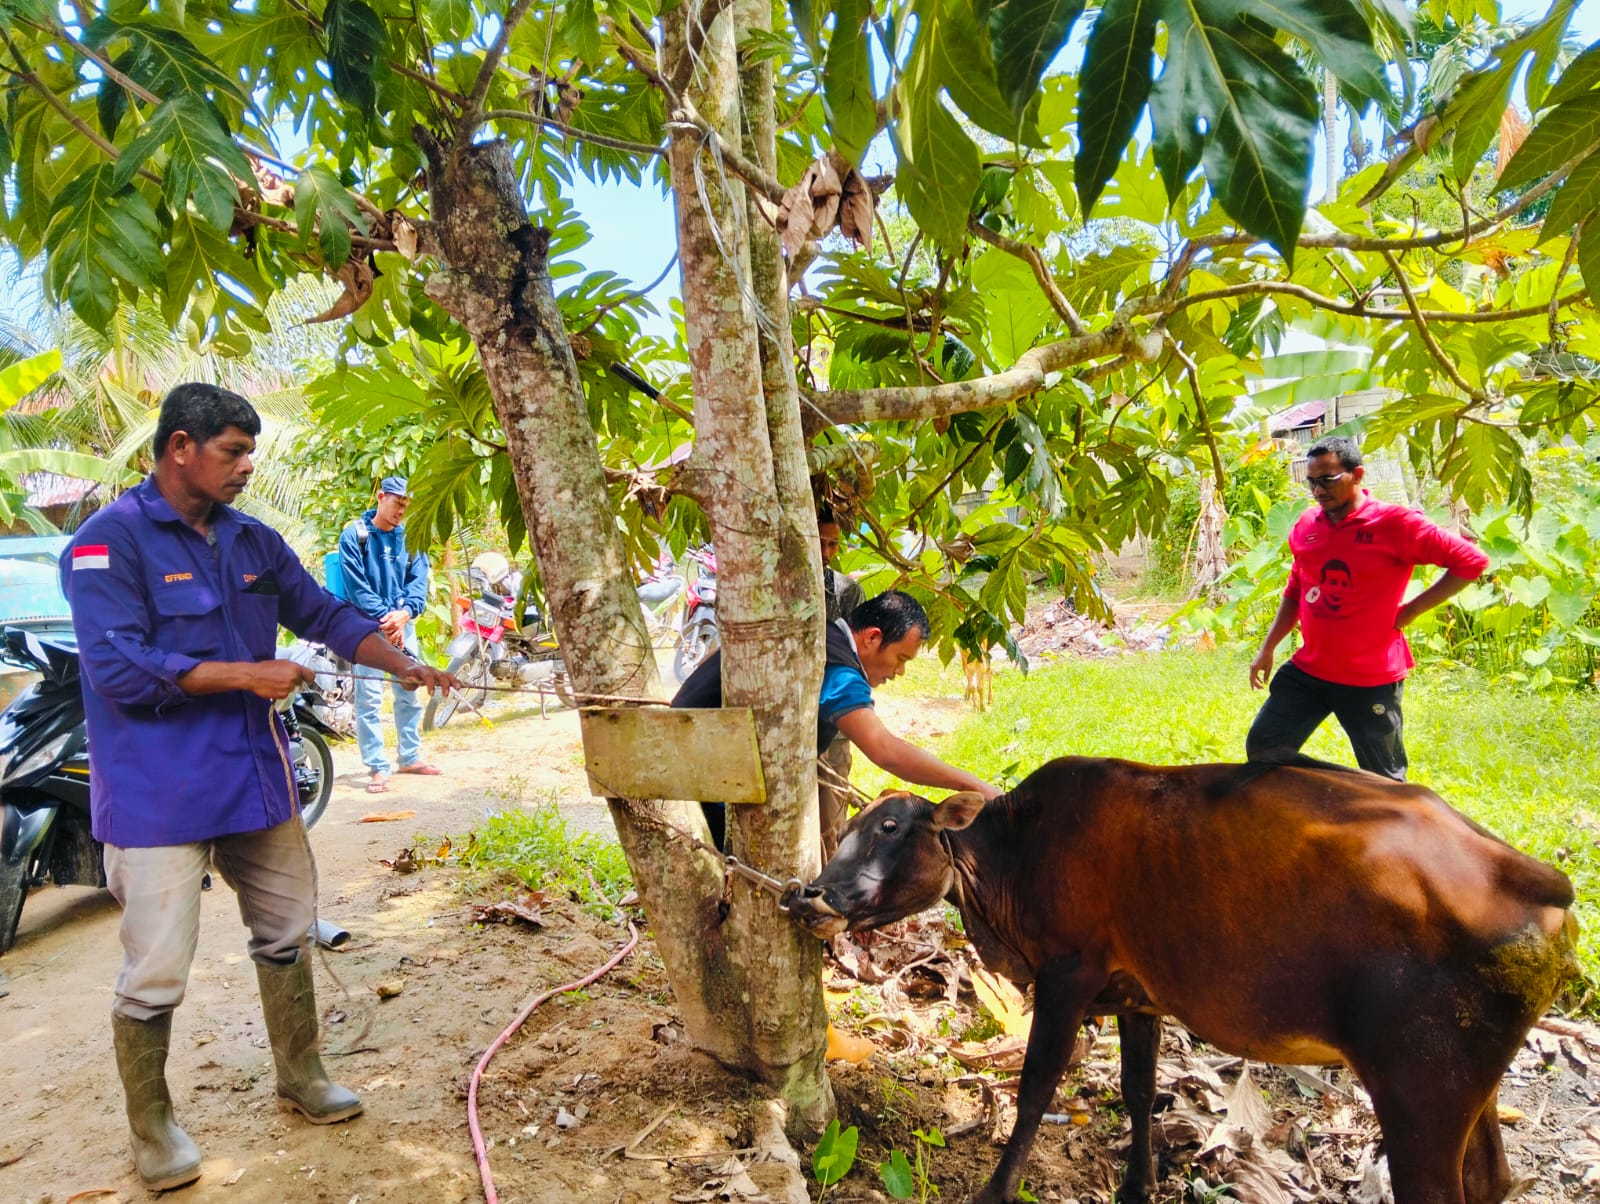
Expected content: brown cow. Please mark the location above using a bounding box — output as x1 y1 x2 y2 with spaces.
783 756 1577 1204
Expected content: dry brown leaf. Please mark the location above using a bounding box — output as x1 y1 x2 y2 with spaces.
838 168 875 250
361 810 418 824
374 978 405 998
778 166 818 259
393 216 419 260
1220 1063 1275 1138
472 897 546 928
306 259 376 324
971 965 1032 1039
810 156 843 236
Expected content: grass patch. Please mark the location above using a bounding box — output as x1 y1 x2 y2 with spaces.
454 794 633 918
867 648 1600 992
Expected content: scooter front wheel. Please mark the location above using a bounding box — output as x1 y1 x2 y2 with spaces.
424 652 491 731
295 728 335 831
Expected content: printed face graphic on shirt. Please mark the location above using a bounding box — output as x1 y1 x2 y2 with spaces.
1306 559 1353 615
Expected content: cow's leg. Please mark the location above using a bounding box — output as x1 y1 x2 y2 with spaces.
1116 1011 1160 1203
1352 1059 1483 1204
974 953 1102 1204
1461 1091 1513 1204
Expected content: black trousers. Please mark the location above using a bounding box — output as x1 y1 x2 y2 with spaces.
1245 661 1408 781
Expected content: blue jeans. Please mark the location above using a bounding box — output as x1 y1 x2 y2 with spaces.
353 624 424 774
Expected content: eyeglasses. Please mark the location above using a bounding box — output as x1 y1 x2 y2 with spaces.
1306 473 1348 490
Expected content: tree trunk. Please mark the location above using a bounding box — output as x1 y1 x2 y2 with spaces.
1187 473 1228 597
662 0 833 1131
415 129 757 1070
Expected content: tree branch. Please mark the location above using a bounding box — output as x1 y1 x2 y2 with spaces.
968 218 1087 336
1549 222 1583 346
456 0 539 148
1164 332 1226 492
0 34 160 186
1381 250 1485 403
805 322 1164 424
483 109 666 156
1169 278 1587 324
1185 141 1600 260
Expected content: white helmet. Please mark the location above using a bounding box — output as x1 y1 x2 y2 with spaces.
471 551 511 588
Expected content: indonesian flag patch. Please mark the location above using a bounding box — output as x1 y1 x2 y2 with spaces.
72 544 110 571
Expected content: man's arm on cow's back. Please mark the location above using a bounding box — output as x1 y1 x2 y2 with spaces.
834 707 1001 799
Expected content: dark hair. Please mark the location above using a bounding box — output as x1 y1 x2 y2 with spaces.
1307 435 1362 470
1322 559 1352 580
817 503 838 527
152 383 261 461
847 589 930 645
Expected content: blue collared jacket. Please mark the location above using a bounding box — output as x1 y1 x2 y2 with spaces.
337 509 429 621
60 477 379 848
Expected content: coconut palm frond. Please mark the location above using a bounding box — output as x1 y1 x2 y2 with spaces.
232 491 320 562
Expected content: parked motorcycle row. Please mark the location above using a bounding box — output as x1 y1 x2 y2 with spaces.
1 543 716 954
0 630 345 955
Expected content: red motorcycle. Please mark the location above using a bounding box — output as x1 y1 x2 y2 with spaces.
423 554 571 730
672 547 719 683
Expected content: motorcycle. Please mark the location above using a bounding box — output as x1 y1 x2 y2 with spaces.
423 553 572 731
0 628 338 955
672 546 719 683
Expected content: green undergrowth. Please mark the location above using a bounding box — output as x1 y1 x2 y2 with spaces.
451 794 633 918
868 648 1600 999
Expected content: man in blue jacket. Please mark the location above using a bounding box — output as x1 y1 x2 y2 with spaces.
338 477 438 792
62 384 457 1190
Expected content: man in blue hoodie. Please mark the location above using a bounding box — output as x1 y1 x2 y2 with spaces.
339 477 438 792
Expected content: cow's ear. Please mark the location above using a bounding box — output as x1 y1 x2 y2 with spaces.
932 792 986 830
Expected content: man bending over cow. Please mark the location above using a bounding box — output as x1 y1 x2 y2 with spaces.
1246 436 1488 780
672 589 999 851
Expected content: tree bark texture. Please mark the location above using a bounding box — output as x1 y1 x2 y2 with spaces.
417 130 748 1067
664 0 833 1130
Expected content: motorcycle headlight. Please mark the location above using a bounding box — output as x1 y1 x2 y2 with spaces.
2 729 74 788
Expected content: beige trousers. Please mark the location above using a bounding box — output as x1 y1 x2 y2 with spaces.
104 817 317 1020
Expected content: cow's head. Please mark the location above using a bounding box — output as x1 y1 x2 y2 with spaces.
784 790 988 937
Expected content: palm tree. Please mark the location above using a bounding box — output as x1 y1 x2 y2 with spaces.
0 276 340 552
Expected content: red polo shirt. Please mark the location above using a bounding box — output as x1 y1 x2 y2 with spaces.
1283 492 1488 687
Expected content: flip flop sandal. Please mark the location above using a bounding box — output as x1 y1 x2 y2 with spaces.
396 763 443 776
367 773 392 794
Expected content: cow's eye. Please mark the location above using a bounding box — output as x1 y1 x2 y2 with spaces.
880 819 898 834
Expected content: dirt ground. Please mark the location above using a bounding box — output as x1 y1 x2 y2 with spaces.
3 681 1599 1204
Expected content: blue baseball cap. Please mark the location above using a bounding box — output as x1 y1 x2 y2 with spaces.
379 475 409 497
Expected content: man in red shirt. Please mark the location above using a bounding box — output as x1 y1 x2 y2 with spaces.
1246 436 1489 780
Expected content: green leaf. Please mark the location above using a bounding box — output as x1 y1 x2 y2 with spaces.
1498 94 1600 194
1579 217 1600 299
428 0 471 40
1507 575 1552 608
1543 39 1600 109
82 19 253 115
812 1119 859 1187
323 0 388 118
294 162 368 267
0 448 138 484
1246 0 1386 104
892 77 982 249
1539 151 1600 242
988 0 1085 124
559 0 603 66
113 95 254 230
1076 0 1157 216
878 1150 915 1198
972 247 1050 362
43 163 164 331
1548 584 1591 627
96 49 138 138
0 349 61 408
790 0 821 56
1149 4 1319 264
935 0 1042 144
823 0 877 166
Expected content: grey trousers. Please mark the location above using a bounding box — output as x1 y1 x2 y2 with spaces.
104 816 318 1020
